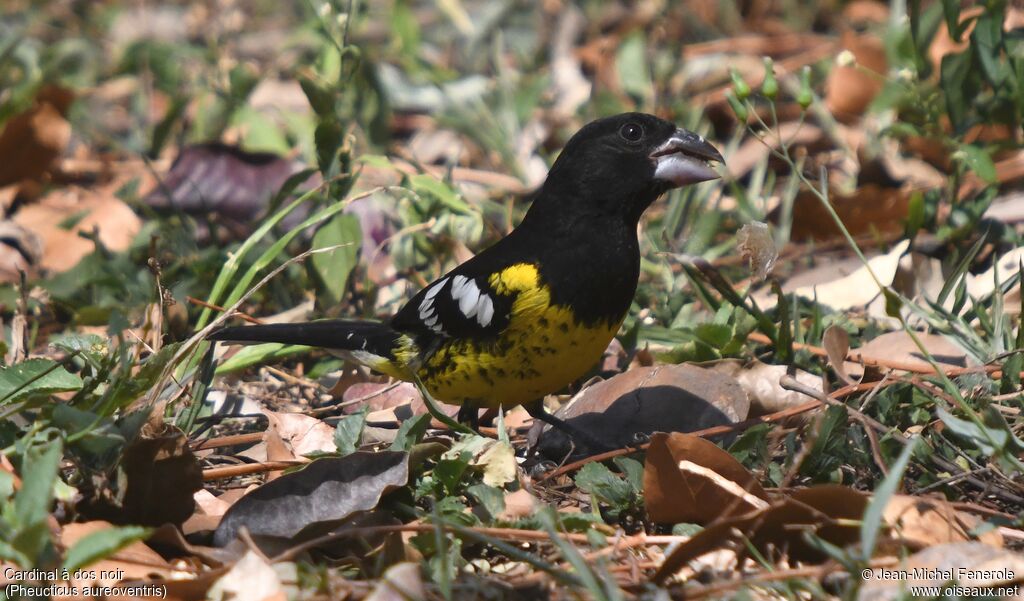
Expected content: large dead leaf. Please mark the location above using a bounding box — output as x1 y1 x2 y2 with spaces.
212 451 408 547
538 364 749 460
788 186 911 242
342 381 421 414
57 520 175 597
263 410 336 457
758 239 910 312
825 25 887 120
711 359 823 416
644 432 768 524
143 143 317 240
654 485 868 583
883 495 1003 549
848 330 976 377
0 86 73 187
13 185 141 273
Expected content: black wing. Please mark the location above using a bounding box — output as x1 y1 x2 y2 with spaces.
391 263 515 341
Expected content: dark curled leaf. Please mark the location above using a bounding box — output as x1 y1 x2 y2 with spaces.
213 451 409 547
143 143 320 237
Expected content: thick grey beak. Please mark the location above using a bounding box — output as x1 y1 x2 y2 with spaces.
650 129 724 186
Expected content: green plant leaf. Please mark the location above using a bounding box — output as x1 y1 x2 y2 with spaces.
575 462 632 508
13 440 63 563
0 359 83 404
62 525 150 572
613 457 644 494
333 406 369 456
466 483 505 522
389 414 431 452
960 144 997 184
310 213 362 305
616 32 651 101
940 51 972 131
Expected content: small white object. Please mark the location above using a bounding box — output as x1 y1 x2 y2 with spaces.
418 277 448 318
476 295 494 327
423 277 447 301
457 284 481 317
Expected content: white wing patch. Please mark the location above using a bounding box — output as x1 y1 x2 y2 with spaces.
417 276 448 333
451 275 495 327
475 294 494 327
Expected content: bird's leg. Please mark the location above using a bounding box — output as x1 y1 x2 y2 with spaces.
456 403 480 431
524 400 611 453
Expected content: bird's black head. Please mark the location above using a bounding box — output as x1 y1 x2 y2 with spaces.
528 112 724 225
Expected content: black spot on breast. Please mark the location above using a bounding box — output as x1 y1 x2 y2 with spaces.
538 317 549 328
558 323 569 333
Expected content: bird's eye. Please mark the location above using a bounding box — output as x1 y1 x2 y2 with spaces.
619 123 643 142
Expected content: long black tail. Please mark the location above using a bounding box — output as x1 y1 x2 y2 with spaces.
208 319 403 360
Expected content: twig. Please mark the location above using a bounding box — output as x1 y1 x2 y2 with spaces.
192 432 265 451
185 296 264 325
202 460 306 481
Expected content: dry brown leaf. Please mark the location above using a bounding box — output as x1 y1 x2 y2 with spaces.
182 490 231 536
263 410 336 457
654 484 868 583
781 239 909 311
644 432 768 525
883 495 1003 549
13 185 142 273
0 86 74 187
826 29 886 121
539 364 749 459
851 330 975 375
823 325 859 386
342 381 421 414
788 186 911 242
859 542 1024 601
929 7 984 72
709 359 822 417
60 521 174 583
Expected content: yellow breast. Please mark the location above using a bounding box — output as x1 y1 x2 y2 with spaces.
417 263 621 407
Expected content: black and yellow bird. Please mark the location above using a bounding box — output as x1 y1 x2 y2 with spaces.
208 113 723 446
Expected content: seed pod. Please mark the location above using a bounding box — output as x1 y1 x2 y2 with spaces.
726 90 748 122
797 66 813 109
730 68 751 101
